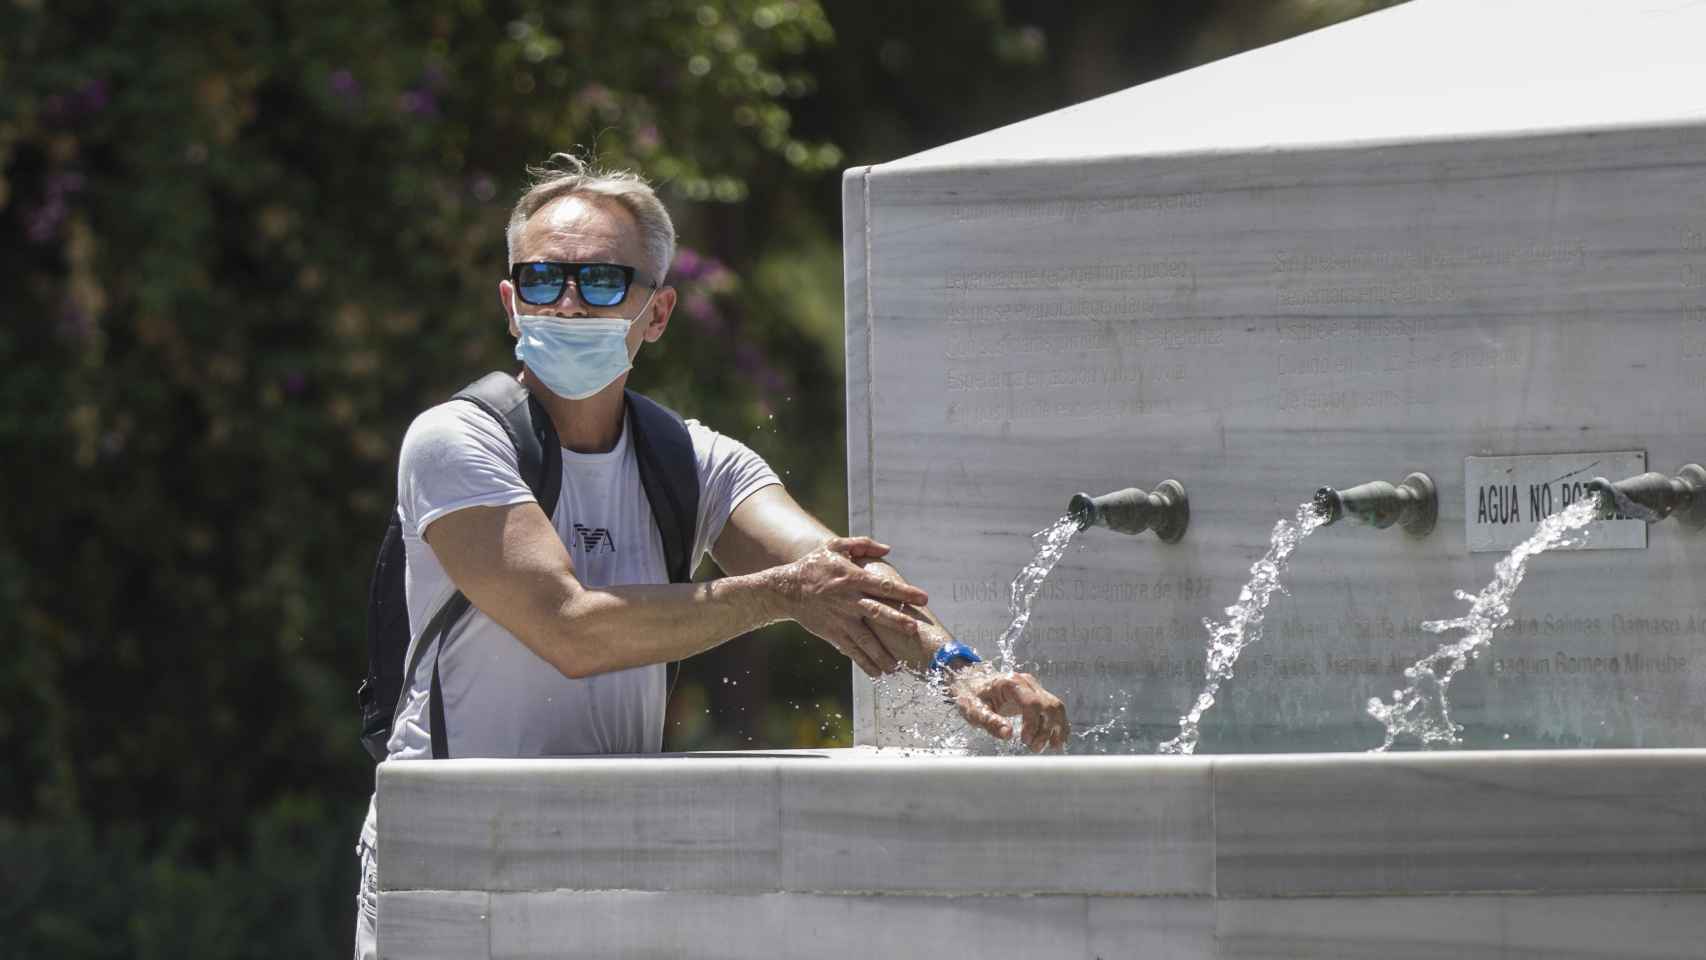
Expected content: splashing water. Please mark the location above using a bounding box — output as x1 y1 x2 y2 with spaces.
1159 502 1327 756
995 514 1083 672
1367 498 1599 751
872 514 1083 752
1071 688 1142 754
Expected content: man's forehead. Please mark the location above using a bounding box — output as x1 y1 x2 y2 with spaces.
517 194 641 260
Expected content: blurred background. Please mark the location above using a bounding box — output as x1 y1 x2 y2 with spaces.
1 1 1399 954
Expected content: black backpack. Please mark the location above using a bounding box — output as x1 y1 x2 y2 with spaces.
358 372 701 761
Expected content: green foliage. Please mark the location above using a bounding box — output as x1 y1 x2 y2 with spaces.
0 0 838 820
0 1 849 953
2 799 351 959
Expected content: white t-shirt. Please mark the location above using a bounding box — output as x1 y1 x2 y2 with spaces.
363 392 777 845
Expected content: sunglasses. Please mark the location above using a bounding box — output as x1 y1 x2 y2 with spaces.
511 261 644 308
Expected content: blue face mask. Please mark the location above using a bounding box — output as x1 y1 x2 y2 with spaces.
512 287 657 400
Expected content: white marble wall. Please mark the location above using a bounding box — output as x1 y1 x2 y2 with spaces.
845 63 1706 752
374 751 1706 959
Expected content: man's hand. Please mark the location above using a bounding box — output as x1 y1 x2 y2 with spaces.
767 536 931 677
947 666 1070 753
863 603 1071 752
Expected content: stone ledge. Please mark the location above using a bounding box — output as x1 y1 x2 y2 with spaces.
377 749 1706 898
377 890 1706 960
1214 749 1706 896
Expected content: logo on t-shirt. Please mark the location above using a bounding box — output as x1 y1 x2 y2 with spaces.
572 523 616 553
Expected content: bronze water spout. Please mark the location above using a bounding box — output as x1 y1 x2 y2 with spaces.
1585 464 1706 528
1067 481 1189 543
1312 472 1437 537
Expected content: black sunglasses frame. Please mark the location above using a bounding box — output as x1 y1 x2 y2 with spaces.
510 261 642 308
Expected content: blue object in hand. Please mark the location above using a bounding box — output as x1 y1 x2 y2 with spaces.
930 640 984 673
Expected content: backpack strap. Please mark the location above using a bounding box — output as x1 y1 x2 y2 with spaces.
457 372 563 516
625 390 700 583
405 373 562 760
625 389 701 697
422 593 470 760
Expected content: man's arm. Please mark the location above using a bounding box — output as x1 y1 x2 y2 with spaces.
422 495 927 679
711 485 939 674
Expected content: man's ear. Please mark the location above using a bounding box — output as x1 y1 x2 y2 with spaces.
499 280 518 338
643 285 676 343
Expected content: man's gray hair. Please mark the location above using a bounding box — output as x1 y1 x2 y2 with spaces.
505 153 677 284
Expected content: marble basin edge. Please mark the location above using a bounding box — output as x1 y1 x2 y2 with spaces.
376 748 1706 900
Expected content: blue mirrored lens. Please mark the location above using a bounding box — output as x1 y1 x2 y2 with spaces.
518 263 567 305
577 264 628 306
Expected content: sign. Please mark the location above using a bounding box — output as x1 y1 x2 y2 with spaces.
1463 452 1647 553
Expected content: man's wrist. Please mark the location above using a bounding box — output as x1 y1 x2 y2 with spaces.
719 568 791 629
940 658 997 702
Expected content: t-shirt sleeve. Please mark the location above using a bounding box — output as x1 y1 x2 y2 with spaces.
396 401 537 536
687 420 781 563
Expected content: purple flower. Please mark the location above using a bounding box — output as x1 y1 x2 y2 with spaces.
635 125 660 151
672 247 704 282
47 171 85 196
682 293 722 333
735 343 764 376
27 199 67 244
328 69 361 100
283 371 306 396
56 304 94 342
702 264 734 291
40 78 111 126
398 88 438 117
575 84 615 111
470 174 497 202
77 79 109 112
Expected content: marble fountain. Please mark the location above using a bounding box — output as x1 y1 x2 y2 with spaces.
374 1 1706 955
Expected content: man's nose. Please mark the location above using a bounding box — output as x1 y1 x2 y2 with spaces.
544 284 590 317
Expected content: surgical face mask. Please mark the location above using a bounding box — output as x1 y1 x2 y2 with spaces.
512 286 657 400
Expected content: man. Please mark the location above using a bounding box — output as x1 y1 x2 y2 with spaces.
354 154 1069 957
